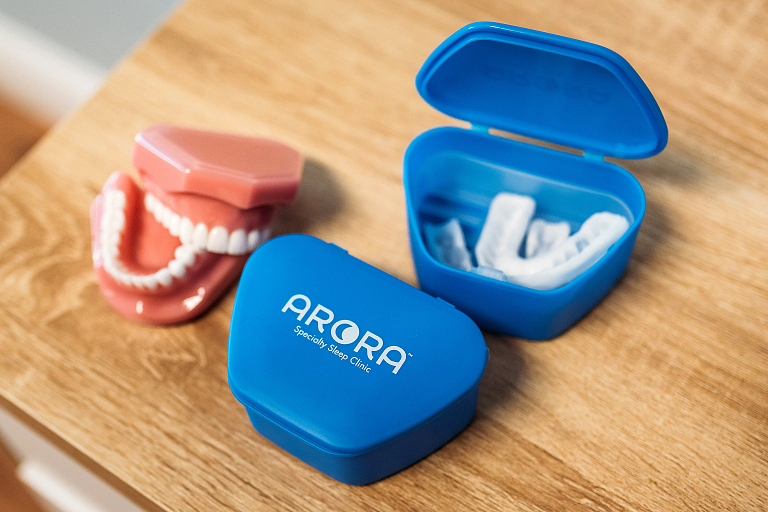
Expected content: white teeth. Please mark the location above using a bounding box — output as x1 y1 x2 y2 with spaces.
106 242 119 258
168 259 186 278
111 210 126 232
247 230 261 252
141 276 158 290
169 214 181 237
174 245 196 267
193 223 208 253
142 193 268 255
161 207 173 228
152 201 163 222
98 188 266 291
116 271 131 286
228 229 247 255
155 268 172 287
207 226 229 253
180 217 194 245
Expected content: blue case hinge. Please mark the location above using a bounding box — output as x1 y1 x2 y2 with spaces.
470 123 490 133
583 151 605 161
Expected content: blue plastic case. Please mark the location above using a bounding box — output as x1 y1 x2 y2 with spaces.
404 22 667 340
228 234 488 485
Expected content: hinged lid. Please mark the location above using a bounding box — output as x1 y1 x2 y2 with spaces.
228 235 487 455
416 22 667 159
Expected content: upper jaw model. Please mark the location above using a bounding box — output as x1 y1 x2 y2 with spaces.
90 124 303 324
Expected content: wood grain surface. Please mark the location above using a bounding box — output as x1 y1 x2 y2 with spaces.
0 100 48 179
0 0 766 510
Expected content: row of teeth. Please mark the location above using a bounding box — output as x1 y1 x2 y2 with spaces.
98 189 266 289
144 193 265 255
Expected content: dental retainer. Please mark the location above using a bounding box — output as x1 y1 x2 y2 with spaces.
228 234 488 485
90 124 303 324
403 22 668 340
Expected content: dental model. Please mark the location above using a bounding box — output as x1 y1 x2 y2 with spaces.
424 192 629 290
90 124 303 324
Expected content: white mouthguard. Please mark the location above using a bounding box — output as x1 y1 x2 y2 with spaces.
423 191 630 290
474 193 536 269
495 211 629 290
424 218 473 271
525 218 571 258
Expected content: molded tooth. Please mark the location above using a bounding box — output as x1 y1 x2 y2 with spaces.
227 229 247 255
113 191 126 209
180 217 194 245
247 230 261 252
155 268 172 287
169 214 181 237
174 245 195 267
161 207 173 229
141 276 158 290
106 243 119 258
206 226 229 253
102 185 267 290
106 190 125 210
103 257 117 274
192 223 208 253
168 259 186 278
153 202 164 222
111 210 126 232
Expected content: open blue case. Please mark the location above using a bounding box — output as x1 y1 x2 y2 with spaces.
404 22 667 340
228 234 488 484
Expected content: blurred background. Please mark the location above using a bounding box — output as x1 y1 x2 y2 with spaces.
0 0 181 175
1 3 181 510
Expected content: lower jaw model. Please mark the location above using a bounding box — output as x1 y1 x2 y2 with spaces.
89 125 302 324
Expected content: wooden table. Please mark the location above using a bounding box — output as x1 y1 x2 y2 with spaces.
1 0 766 510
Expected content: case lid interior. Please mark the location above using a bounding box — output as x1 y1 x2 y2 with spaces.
228 235 487 455
415 22 667 159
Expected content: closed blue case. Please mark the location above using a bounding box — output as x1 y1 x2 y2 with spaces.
404 22 668 339
228 234 488 485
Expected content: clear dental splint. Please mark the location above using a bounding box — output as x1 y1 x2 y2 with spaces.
403 22 668 339
425 192 630 291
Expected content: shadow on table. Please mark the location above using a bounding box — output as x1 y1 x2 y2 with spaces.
475 333 528 418
270 158 346 236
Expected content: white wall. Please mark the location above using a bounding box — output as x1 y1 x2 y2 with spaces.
0 0 182 122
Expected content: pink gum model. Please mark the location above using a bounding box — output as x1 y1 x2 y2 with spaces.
90 124 303 324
